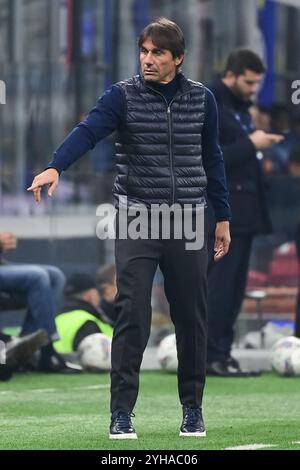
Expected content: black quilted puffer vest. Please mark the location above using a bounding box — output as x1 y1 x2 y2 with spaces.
113 73 207 208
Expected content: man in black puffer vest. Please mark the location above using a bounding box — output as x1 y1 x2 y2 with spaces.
28 18 231 439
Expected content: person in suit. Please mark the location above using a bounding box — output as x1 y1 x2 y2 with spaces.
206 49 284 376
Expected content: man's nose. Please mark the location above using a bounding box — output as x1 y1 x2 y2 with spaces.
145 52 154 64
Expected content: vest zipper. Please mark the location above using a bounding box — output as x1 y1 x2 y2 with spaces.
167 93 190 204
144 84 191 205
167 105 175 204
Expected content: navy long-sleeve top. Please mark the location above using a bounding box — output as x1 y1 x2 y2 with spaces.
48 75 231 221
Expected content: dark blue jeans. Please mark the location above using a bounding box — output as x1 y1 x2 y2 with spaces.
0 264 65 340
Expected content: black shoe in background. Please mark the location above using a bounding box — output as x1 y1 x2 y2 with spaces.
226 356 241 370
206 360 251 377
0 332 12 343
38 343 82 373
226 356 262 377
206 357 262 377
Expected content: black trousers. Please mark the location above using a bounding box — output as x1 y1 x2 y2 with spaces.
207 234 253 362
110 216 208 413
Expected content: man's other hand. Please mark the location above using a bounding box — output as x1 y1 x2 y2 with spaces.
249 130 284 150
214 221 231 261
27 168 59 203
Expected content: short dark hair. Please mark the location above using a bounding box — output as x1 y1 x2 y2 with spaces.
223 48 266 77
138 17 185 61
96 264 116 295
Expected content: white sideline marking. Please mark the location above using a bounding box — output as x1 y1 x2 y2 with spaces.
292 441 300 445
0 384 109 395
74 384 110 390
225 444 277 450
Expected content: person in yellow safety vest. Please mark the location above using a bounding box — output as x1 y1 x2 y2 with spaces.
54 272 113 354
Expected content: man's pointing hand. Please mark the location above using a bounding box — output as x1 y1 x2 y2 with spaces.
27 168 60 203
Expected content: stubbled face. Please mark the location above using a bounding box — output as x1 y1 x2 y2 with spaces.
224 69 263 101
140 37 183 84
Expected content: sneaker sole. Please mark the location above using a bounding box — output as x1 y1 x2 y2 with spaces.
6 330 49 368
179 430 206 437
109 433 138 440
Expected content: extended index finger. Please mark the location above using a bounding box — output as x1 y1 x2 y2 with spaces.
27 181 40 191
33 187 42 203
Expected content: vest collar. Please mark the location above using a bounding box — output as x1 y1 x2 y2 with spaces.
135 72 194 97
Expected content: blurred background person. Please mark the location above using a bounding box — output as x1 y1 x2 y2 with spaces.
54 272 113 355
0 231 80 373
206 49 284 377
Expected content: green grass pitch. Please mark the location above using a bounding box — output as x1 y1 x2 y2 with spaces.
1 371 300 450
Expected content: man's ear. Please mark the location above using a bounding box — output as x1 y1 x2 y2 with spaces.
223 70 237 86
224 71 235 80
223 70 234 78
175 55 184 67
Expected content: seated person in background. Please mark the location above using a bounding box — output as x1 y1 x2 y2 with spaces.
54 272 113 354
288 148 300 177
0 232 81 373
96 264 117 326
